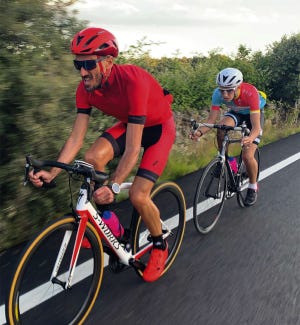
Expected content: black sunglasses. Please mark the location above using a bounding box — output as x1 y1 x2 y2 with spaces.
73 58 103 71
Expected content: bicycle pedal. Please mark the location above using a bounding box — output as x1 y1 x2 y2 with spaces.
226 191 235 199
129 258 146 272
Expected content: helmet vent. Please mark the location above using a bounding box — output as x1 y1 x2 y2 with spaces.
85 35 98 46
99 43 109 50
228 76 235 84
76 35 84 46
81 48 92 53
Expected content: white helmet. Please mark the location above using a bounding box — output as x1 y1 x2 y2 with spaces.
216 68 243 88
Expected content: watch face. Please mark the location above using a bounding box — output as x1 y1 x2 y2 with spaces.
112 183 120 194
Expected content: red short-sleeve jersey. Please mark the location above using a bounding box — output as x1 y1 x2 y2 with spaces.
75 64 173 126
211 82 262 114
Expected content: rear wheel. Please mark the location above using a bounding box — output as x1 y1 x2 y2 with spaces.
236 148 260 207
132 182 186 279
193 158 227 234
6 215 104 325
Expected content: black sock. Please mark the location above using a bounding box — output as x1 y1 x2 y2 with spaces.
152 235 166 250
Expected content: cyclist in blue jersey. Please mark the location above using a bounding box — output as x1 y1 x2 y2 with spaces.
191 68 266 206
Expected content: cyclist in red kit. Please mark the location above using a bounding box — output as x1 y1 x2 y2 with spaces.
29 27 175 282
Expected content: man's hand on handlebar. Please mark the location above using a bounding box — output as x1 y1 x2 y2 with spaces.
29 170 55 188
241 136 255 148
189 129 203 141
93 186 115 205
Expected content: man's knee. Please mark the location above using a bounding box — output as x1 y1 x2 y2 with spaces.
129 185 151 208
84 148 109 167
242 149 256 164
129 188 143 206
84 137 114 165
84 149 97 164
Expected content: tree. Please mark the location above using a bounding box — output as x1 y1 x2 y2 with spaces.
258 33 300 105
0 0 85 249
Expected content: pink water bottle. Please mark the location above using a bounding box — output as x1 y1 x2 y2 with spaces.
102 211 124 238
228 156 238 174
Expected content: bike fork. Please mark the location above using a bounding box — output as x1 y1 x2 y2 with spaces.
50 230 73 289
50 217 88 290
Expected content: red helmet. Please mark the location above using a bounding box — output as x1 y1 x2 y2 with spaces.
71 27 119 57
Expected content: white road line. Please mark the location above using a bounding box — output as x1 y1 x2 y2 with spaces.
1 152 300 324
258 152 300 181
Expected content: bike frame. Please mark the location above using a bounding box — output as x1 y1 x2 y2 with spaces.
23 156 175 289
190 120 250 195
51 180 170 289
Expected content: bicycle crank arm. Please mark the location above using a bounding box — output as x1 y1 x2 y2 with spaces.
129 258 146 271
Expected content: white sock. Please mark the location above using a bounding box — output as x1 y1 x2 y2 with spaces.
248 183 258 191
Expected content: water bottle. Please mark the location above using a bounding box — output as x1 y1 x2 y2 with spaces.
102 210 124 238
228 156 238 174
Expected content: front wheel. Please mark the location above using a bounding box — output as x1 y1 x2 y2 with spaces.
6 215 104 325
236 147 260 207
193 158 227 234
132 182 186 279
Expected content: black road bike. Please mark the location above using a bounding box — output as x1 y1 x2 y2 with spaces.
189 120 260 234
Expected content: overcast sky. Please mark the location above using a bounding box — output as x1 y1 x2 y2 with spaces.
70 0 300 57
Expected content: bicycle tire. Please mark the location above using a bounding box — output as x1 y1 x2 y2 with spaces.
193 158 227 234
131 182 186 279
6 215 104 325
236 147 260 207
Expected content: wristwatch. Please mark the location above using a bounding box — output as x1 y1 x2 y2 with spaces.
109 182 121 195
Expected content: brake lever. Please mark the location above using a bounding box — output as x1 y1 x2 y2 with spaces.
189 120 201 137
23 162 30 186
24 155 56 188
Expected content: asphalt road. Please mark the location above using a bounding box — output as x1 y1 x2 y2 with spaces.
1 133 300 325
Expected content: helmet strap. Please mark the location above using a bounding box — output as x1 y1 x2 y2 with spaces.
234 87 241 99
98 57 112 88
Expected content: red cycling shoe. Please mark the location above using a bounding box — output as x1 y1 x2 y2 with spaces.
143 243 168 282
